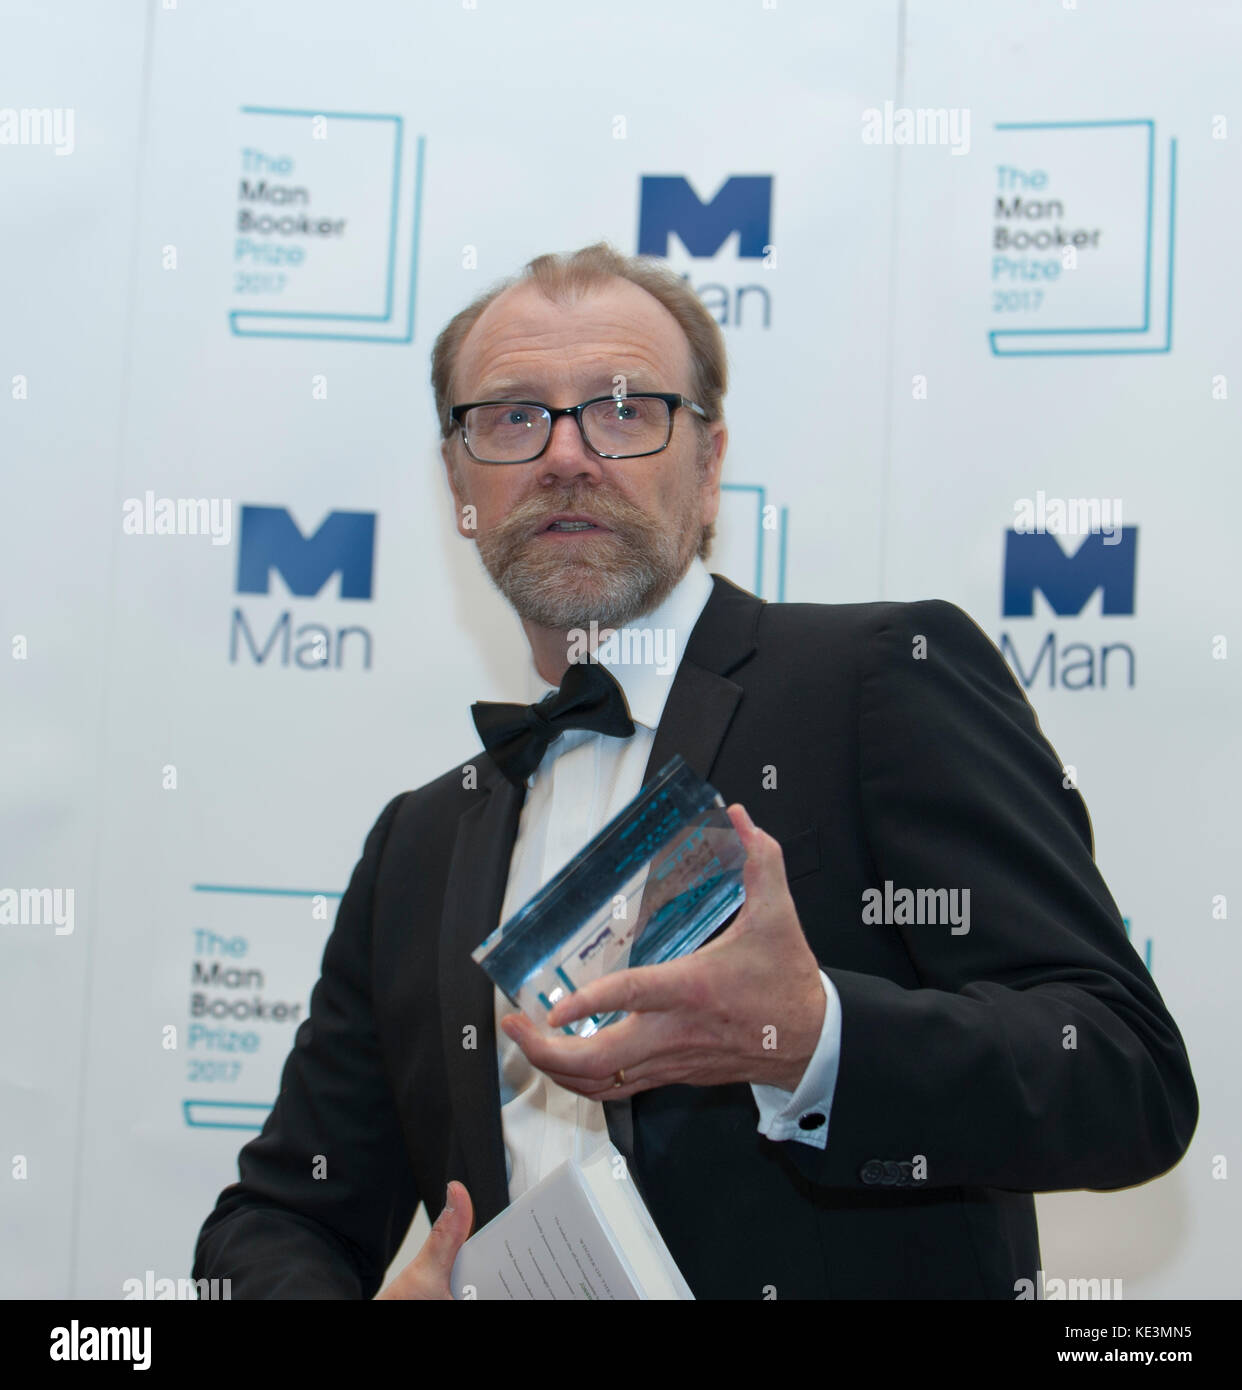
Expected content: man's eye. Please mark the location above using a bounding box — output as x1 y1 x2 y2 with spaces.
504 409 533 426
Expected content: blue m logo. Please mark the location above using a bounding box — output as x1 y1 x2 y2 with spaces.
236 506 376 600
637 175 773 259
1002 529 1137 617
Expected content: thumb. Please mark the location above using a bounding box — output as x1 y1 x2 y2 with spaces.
423 1181 474 1273
727 803 789 906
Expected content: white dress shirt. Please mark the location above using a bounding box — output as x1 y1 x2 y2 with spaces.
492 558 843 1200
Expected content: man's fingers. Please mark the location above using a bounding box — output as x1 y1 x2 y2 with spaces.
534 809 784 1030
537 1065 637 1099
544 963 688 1028
727 803 791 908
422 1181 474 1273
374 1180 475 1299
503 1010 632 1078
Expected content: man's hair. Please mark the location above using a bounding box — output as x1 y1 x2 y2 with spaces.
430 241 728 437
431 242 728 559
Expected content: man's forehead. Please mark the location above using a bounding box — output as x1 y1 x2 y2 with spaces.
455 278 691 396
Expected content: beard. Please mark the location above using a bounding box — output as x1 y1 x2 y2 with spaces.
474 483 699 630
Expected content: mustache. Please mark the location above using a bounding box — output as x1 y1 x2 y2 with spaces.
493 488 656 538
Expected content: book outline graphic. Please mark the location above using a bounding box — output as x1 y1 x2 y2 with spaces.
989 119 1177 357
719 481 790 599
182 881 343 1129
230 106 424 344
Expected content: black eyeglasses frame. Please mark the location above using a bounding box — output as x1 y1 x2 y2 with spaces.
448 392 710 464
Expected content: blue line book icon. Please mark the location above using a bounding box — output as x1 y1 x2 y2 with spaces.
990 120 1176 357
183 1099 269 1131
717 482 790 600
230 107 424 343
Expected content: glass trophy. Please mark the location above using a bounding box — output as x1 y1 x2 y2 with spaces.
472 755 747 1037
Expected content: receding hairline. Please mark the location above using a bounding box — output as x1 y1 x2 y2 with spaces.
451 275 696 402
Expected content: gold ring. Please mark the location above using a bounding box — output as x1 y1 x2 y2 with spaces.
613 1068 625 1088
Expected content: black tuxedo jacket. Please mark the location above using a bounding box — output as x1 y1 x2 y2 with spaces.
193 575 1197 1299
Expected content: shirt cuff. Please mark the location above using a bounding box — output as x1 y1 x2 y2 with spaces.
749 970 841 1150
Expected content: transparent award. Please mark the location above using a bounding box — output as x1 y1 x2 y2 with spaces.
472 755 747 1037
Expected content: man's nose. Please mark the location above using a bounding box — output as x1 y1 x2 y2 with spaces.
535 412 604 485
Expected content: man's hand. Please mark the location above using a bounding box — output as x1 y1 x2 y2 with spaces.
500 803 826 1099
374 1181 473 1300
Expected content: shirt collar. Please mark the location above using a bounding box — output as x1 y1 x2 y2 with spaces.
523 558 715 731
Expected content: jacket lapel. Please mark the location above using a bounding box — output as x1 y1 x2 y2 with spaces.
643 571 763 784
438 754 523 1229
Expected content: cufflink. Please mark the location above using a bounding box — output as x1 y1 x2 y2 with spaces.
858 1158 916 1186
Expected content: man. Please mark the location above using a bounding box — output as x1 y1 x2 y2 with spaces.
193 243 1197 1300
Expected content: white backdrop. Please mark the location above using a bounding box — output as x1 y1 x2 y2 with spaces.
1 0 1237 1299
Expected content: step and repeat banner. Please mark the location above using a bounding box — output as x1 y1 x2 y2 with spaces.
2 0 1237 1299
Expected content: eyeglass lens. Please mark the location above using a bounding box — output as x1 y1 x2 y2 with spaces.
464 397 672 461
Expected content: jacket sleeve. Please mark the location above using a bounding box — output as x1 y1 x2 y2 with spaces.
781 599 1198 1193
191 793 419 1298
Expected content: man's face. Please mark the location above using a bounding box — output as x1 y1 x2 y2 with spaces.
443 278 726 631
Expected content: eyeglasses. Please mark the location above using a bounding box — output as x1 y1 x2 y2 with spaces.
449 392 709 464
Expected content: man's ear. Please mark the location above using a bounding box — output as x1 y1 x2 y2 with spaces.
698 420 727 527
442 441 475 541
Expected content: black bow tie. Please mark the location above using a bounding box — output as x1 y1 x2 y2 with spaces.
471 661 636 789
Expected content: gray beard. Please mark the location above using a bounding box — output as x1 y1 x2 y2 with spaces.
475 502 695 631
